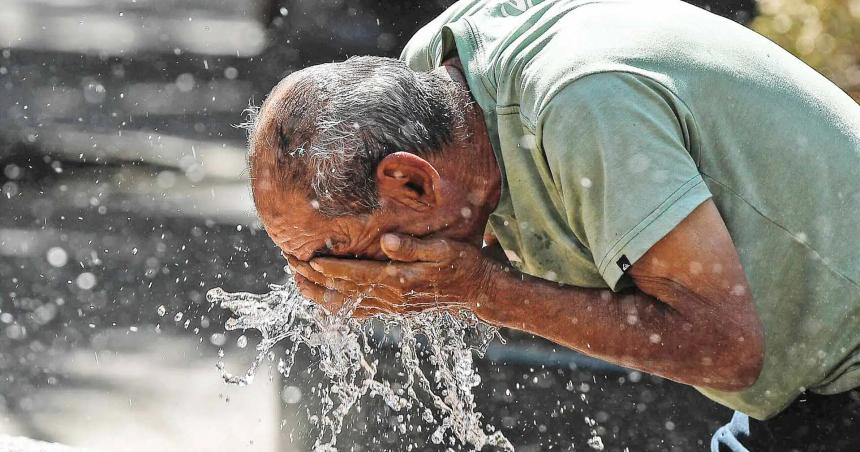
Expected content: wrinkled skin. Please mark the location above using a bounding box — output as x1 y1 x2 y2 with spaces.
286 233 502 318
249 60 764 391
252 59 505 316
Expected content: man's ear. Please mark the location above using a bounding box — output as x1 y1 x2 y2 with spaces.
375 152 441 211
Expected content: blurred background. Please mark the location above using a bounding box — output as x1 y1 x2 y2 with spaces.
0 0 857 451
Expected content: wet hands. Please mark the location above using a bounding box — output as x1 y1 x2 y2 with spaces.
287 234 501 319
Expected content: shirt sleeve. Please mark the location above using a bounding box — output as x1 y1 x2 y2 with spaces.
536 71 712 291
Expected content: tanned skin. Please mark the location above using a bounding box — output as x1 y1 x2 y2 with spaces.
250 59 764 392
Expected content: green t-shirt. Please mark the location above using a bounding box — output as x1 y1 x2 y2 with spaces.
401 0 860 419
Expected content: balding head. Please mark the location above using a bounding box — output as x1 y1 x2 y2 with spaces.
246 56 465 217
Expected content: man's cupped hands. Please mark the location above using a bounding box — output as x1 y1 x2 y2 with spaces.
286 234 502 318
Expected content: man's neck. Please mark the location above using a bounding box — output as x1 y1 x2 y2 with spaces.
437 57 503 236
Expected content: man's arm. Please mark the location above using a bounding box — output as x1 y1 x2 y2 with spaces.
295 198 763 391
478 199 763 390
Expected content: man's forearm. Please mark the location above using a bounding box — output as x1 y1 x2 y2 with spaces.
476 269 760 390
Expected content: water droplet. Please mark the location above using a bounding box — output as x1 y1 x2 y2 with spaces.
587 435 605 450
75 272 97 290
46 247 68 267
210 333 227 346
282 385 302 404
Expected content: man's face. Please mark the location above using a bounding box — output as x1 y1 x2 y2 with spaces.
258 190 389 262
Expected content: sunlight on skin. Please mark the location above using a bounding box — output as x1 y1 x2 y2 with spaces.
247 61 763 392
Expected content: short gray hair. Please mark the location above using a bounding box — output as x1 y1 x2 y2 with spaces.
246 56 464 216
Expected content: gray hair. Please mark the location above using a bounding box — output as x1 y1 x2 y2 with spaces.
246 56 464 216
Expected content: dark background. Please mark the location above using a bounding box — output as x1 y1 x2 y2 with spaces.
0 0 778 451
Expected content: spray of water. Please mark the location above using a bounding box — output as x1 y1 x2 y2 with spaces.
206 278 514 451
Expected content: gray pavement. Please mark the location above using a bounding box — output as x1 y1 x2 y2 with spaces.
0 329 299 452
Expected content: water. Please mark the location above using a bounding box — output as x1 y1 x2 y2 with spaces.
206 278 514 451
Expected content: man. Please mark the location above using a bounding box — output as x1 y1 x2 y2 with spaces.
246 0 860 449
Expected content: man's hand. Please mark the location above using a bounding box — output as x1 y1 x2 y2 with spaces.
288 234 503 318
287 200 763 391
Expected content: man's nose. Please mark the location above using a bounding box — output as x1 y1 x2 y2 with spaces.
280 246 315 262
280 250 309 265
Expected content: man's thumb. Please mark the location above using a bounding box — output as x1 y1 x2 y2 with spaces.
381 233 412 261
382 233 451 262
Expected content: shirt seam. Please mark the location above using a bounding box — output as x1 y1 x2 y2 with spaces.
701 172 860 289
462 18 499 104
496 104 521 116
427 33 436 68
596 175 704 274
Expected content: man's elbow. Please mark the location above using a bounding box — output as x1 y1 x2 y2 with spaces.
706 317 764 391
719 341 763 391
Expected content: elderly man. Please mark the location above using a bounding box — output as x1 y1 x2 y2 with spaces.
246 0 860 449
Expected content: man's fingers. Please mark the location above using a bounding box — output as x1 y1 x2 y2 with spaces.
309 258 433 296
295 274 400 318
294 274 347 314
310 257 389 281
379 233 454 263
351 307 377 319
291 257 369 295
286 255 319 280
295 256 410 303
288 256 327 284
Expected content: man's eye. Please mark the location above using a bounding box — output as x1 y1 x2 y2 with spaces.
310 249 326 259
311 242 340 258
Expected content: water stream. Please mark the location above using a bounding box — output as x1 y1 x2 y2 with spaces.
207 278 514 451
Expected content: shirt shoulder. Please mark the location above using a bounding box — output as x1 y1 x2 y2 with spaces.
400 0 492 72
536 71 709 289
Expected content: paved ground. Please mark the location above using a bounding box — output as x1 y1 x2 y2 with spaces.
0 329 300 452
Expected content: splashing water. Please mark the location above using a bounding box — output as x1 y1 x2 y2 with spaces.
206 279 514 451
